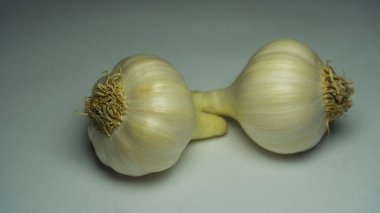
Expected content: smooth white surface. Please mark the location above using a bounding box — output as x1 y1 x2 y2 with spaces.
1 0 379 212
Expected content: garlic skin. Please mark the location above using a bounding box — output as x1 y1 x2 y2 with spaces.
233 39 326 153
84 55 227 176
193 39 353 154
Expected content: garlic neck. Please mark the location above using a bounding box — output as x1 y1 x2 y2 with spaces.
84 71 127 136
192 88 237 118
190 88 236 140
322 65 353 128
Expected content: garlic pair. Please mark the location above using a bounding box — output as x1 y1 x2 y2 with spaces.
83 39 353 176
83 55 226 176
193 39 353 154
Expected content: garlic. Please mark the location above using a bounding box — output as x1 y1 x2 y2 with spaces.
83 55 227 176
193 39 353 154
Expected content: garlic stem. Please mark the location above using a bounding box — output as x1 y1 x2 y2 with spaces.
192 88 237 118
191 110 228 140
190 88 235 140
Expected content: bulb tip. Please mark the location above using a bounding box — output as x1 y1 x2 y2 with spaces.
322 65 354 128
83 70 127 136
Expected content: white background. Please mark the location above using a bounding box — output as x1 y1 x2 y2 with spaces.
1 0 379 212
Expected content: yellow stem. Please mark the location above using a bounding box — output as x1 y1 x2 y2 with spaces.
191 110 228 140
192 88 237 118
190 88 236 140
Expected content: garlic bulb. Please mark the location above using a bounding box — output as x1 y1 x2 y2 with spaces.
83 55 226 176
193 39 353 154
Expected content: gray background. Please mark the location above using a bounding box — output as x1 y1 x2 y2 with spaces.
1 0 379 212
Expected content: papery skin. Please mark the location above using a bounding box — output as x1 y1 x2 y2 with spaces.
88 55 197 176
232 39 327 153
